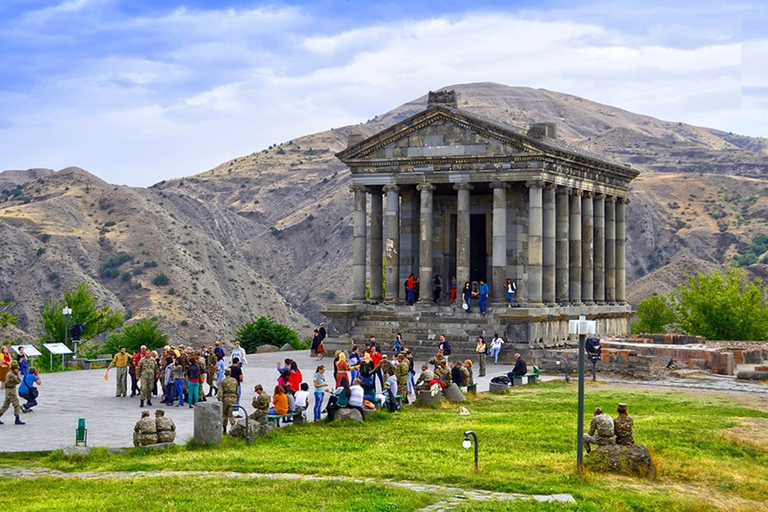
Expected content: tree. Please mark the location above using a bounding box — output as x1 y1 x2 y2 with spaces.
234 317 305 353
631 295 676 334
38 282 124 349
668 267 768 341
103 317 168 355
0 301 18 328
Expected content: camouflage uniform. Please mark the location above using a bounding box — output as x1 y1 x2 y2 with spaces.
250 392 271 421
137 356 158 402
430 354 447 370
379 359 395 377
133 415 158 446
206 356 218 395
434 365 452 386
0 371 22 418
155 414 176 443
583 413 615 452
614 414 635 446
415 369 434 390
461 366 471 386
217 375 239 429
395 359 409 396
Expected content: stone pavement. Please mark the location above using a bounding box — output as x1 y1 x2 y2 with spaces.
0 349 540 452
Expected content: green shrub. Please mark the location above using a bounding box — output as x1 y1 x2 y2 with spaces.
152 273 170 286
234 317 307 352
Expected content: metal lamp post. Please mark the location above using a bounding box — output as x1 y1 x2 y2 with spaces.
230 405 252 445
463 430 479 471
568 315 596 471
62 307 72 365
555 356 571 383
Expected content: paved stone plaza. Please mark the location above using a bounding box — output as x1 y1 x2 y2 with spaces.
0 349 534 452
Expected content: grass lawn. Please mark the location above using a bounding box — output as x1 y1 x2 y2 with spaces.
2 381 767 511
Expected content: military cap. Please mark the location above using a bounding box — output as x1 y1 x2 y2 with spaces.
155 409 165 416
10 361 20 370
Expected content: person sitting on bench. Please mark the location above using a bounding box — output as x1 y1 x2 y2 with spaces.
506 353 527 385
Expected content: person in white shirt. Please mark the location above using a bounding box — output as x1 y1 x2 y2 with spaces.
349 379 367 421
229 342 247 366
490 333 505 364
294 382 310 418
506 278 517 307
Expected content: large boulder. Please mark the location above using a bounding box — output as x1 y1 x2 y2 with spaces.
442 383 467 402
489 382 510 394
334 408 363 422
229 419 260 439
416 390 442 405
279 343 295 352
587 444 656 479
194 401 223 446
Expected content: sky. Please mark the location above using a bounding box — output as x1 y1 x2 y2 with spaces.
0 0 766 187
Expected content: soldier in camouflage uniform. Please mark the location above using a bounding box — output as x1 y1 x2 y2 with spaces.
379 355 395 379
217 368 239 433
434 361 452 386
430 350 447 371
137 351 158 408
415 364 434 391
583 407 615 453
0 362 24 425
250 384 271 422
155 409 176 443
133 410 158 446
395 353 409 401
614 403 635 446
206 349 218 397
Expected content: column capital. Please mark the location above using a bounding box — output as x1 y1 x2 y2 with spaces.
543 182 557 191
382 184 400 193
556 185 570 195
348 184 367 194
581 190 594 198
416 183 436 192
567 188 584 197
605 195 617 203
594 193 606 201
618 196 630 205
452 183 474 191
490 180 510 189
525 180 545 189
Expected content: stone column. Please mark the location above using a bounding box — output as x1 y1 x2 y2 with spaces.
605 196 616 304
568 189 582 304
527 180 544 305
616 197 628 304
593 194 605 304
454 183 473 289
581 191 594 305
417 183 435 304
350 184 367 302
542 184 556 305
555 187 569 304
369 187 383 302
491 181 509 302
383 185 400 301
399 188 419 282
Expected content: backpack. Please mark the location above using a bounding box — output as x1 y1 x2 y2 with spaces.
443 341 451 356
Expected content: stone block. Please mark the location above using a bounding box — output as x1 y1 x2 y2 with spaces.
335 408 364 422
442 383 466 402
63 445 91 457
416 390 442 405
587 444 656 479
279 343 294 352
194 401 223 446
230 419 259 439
736 371 768 381
489 382 509 394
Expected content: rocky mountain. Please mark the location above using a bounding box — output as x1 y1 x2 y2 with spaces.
2 82 768 347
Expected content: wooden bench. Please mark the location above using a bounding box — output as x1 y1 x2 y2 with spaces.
512 366 540 386
80 354 112 370
267 412 304 426
459 383 478 395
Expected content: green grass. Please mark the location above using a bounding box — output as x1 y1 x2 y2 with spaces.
0 476 438 511
2 381 767 511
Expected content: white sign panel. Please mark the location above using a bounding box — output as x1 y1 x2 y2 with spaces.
12 344 42 357
43 343 73 355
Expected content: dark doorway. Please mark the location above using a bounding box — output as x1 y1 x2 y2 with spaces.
469 214 487 282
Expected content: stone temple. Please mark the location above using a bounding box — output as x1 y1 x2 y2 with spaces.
323 90 639 361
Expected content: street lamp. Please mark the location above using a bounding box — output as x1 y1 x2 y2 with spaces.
62 307 72 364
462 430 479 471
555 356 571 383
568 315 596 472
230 405 252 445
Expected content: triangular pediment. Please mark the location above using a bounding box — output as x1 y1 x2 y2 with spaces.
337 107 544 165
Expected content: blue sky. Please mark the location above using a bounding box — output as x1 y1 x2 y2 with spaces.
1 0 765 186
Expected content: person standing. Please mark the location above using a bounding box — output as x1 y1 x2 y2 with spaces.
18 367 40 412
348 346 361 383
312 365 328 422
335 353 351 388
229 357 244 405
490 333 505 364
395 353 409 403
218 368 239 433
449 276 457 306
15 346 28 377
475 336 487 377
614 403 635 446
0 346 12 388
405 349 416 396
462 281 472 313
229 342 247 367
172 356 185 407
318 322 327 343
405 273 416 305
393 333 403 356
137 348 158 408
478 279 490 314
311 329 322 358
213 341 225 361
0 362 24 425
206 350 218 397
107 346 132 397
129 349 142 397
506 278 517 307
186 357 201 408
432 274 442 303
